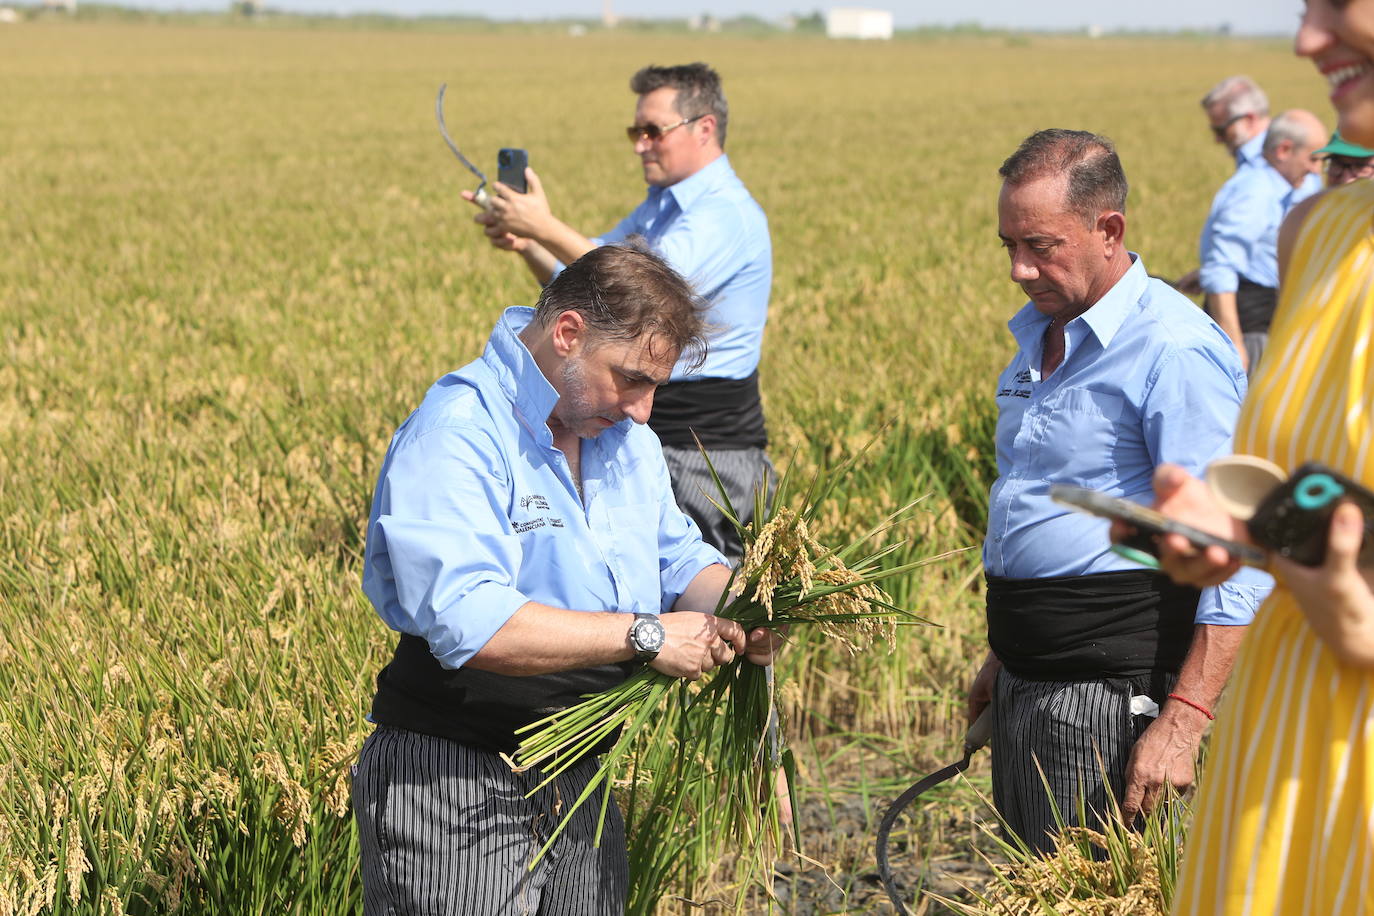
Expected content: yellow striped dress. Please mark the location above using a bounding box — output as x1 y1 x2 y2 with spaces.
1173 179 1374 915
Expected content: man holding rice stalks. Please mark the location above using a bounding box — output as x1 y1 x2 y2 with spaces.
967 129 1269 855
353 243 779 914
465 62 772 563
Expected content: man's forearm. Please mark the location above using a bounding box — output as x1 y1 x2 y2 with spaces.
672 563 734 614
529 217 598 268
1204 291 1246 364
467 601 636 676
1165 622 1247 718
519 240 558 286
468 589 749 681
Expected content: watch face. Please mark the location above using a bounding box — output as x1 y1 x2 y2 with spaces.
633 617 665 653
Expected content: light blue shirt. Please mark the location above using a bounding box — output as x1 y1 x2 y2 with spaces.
1234 132 1265 169
592 154 772 382
1199 157 1318 294
362 307 726 669
985 255 1270 625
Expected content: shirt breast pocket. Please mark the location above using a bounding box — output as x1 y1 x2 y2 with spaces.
1040 388 1130 489
606 503 661 612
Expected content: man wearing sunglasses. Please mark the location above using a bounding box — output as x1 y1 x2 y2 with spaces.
1203 75 1272 166
1197 108 1325 376
1316 132 1374 188
464 63 772 563
1176 76 1273 295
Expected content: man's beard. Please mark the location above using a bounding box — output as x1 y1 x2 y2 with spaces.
556 355 619 438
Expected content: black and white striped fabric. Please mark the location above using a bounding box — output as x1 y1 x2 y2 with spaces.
990 668 1172 854
352 726 628 915
659 444 773 564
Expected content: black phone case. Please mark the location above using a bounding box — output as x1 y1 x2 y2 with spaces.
1246 462 1374 566
497 148 528 193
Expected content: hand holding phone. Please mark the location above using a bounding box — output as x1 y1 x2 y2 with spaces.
1050 484 1267 568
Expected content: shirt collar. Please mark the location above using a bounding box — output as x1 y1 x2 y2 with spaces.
1007 254 1149 356
1235 131 1265 167
481 306 634 450
663 153 732 212
483 307 560 443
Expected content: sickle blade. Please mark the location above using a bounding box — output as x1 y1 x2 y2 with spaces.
435 82 487 192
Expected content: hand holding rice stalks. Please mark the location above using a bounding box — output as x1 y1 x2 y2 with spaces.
514 451 952 912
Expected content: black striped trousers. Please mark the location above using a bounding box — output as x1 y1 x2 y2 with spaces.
991 668 1172 855
660 444 773 565
352 726 628 915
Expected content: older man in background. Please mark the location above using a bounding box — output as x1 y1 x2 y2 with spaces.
1203 75 1273 167
466 63 772 563
1199 108 1326 375
967 129 1267 854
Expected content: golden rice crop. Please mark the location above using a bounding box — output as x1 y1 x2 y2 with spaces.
0 15 1323 912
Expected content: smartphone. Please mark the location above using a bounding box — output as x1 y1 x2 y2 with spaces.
497 148 528 193
1050 484 1267 568
1246 462 1374 567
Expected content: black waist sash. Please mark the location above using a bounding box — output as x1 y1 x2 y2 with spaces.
370 633 633 755
649 371 768 450
986 570 1200 680
1236 278 1278 334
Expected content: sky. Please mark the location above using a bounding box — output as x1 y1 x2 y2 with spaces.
124 0 1302 35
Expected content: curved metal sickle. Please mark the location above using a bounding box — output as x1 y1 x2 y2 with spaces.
875 707 993 915
435 83 487 199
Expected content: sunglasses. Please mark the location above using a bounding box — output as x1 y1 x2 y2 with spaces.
625 115 704 143
1210 112 1249 138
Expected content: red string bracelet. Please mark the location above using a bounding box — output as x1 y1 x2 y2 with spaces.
1168 693 1215 720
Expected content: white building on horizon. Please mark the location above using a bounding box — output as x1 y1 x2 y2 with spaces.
825 7 893 40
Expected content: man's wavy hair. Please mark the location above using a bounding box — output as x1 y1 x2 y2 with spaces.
998 129 1129 226
631 63 729 148
534 239 708 371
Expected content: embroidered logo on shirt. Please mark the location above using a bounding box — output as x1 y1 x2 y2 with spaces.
520 494 551 512
513 516 566 534
998 369 1033 399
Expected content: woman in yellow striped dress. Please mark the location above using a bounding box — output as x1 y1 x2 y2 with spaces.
1141 1 1374 913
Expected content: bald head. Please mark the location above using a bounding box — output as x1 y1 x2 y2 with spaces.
1264 109 1327 188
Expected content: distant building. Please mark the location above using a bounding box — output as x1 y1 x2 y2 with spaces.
826 7 893 40
0 6 18 21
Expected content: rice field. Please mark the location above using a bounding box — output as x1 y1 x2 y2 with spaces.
0 14 1326 914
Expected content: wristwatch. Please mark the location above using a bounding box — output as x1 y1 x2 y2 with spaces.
628 613 666 662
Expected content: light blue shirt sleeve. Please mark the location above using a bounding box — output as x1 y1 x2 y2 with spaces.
1138 342 1272 625
646 442 729 609
1199 166 1285 294
364 425 531 670
1200 185 1259 293
593 200 651 247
